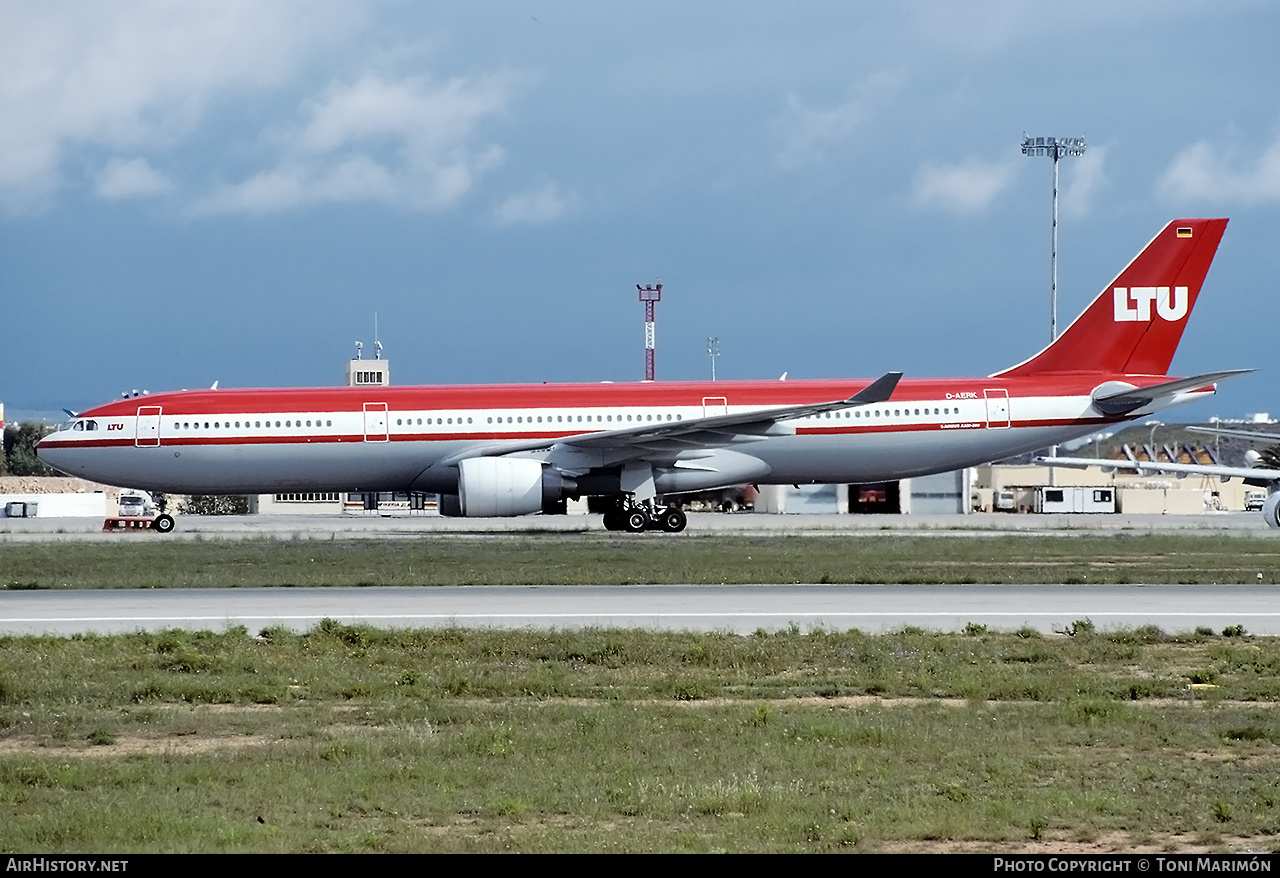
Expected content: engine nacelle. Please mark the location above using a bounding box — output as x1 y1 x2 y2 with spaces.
1262 492 1280 529
457 457 574 517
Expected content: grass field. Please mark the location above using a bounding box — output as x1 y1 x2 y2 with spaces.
3 622 1280 853
4 532 1280 588
4 533 1280 852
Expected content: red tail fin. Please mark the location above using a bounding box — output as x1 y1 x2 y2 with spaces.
993 218 1228 378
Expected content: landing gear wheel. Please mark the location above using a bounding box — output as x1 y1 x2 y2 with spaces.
659 508 687 533
152 514 176 534
624 510 649 533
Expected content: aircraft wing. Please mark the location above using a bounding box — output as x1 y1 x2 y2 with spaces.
1037 455 1280 484
437 371 902 468
1187 425 1280 443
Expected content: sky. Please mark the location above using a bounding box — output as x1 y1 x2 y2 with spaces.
3 1 1279 424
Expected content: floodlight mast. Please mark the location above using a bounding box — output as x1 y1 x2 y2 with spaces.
706 336 720 381
1021 135 1086 343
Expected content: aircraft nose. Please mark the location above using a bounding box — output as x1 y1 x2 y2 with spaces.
34 432 68 470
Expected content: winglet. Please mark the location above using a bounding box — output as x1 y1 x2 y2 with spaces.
847 372 902 405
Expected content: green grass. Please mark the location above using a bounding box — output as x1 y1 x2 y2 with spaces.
3 624 1280 852
4 533 1280 588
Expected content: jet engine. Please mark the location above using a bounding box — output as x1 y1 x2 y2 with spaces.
455 457 575 517
1262 492 1280 529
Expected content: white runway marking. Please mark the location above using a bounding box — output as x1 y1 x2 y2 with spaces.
4 585 1279 635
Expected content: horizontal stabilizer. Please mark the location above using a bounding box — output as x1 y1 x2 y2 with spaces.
1092 369 1252 416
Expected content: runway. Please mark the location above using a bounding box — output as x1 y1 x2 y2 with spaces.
4 584 1278 636
0 510 1274 542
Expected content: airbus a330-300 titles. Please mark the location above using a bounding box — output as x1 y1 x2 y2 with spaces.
38 218 1244 534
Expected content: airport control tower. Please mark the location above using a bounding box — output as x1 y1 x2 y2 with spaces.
346 340 390 387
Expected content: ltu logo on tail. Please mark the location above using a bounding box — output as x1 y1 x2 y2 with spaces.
1113 286 1188 322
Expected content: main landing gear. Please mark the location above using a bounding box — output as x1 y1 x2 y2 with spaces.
602 500 687 533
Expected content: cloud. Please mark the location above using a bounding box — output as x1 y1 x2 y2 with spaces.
192 72 515 215
95 157 173 200
1061 145 1107 219
910 156 1021 215
0 1 357 212
772 73 901 170
493 179 577 226
1158 136 1280 205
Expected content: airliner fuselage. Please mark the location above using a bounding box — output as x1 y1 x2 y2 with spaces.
36 218 1236 532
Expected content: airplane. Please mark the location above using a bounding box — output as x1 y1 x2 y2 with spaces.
1043 424 1280 527
37 218 1243 535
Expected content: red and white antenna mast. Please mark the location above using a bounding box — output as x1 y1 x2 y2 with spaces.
637 283 662 381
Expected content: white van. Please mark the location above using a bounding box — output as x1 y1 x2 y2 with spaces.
118 491 155 518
